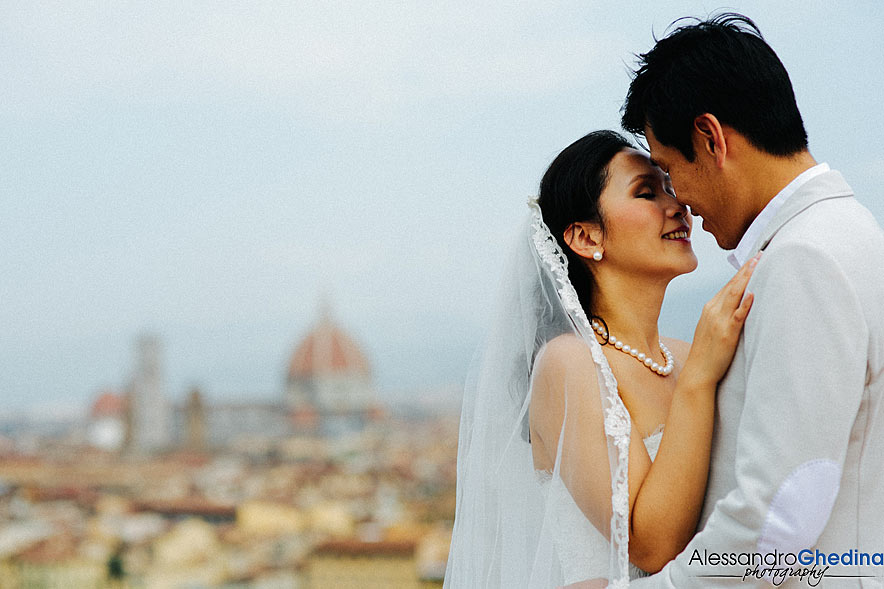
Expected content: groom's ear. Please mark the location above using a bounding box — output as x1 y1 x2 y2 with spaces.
564 222 603 259
693 114 727 168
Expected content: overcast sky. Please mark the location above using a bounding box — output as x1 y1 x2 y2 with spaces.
2 0 883 416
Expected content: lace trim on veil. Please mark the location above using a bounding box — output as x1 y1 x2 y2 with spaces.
528 199 631 588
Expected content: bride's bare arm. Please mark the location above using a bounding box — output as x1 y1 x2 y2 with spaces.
529 334 621 533
530 254 758 574
629 254 758 572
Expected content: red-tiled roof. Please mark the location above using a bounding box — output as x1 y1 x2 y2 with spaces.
15 533 78 564
90 391 126 418
312 539 416 557
133 498 236 518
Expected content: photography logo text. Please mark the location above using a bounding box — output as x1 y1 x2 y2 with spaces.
689 548 884 586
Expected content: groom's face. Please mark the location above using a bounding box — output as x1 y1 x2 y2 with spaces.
644 127 740 249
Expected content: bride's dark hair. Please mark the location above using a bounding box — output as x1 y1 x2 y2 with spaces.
537 130 633 319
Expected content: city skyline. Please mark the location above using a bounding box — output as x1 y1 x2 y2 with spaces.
3 1 883 414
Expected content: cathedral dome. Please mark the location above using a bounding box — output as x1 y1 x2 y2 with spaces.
288 315 371 381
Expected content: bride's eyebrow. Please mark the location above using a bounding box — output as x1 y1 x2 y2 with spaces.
629 173 660 187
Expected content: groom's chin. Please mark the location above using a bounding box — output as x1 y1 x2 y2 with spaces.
704 223 740 250
716 235 742 250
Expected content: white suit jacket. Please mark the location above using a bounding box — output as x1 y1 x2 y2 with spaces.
634 170 884 588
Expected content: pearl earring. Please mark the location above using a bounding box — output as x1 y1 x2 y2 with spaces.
593 251 603 261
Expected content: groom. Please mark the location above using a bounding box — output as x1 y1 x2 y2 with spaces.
622 14 884 588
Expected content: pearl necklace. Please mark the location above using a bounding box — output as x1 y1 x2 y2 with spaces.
590 319 674 376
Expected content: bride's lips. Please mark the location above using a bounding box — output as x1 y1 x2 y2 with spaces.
662 224 691 242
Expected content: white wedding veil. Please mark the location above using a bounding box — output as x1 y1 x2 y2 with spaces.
444 197 633 588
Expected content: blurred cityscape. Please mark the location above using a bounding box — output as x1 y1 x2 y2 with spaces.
0 308 459 588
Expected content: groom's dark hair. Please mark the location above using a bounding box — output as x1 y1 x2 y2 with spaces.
621 13 808 162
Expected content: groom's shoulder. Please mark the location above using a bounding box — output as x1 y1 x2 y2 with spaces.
773 193 884 259
759 194 884 305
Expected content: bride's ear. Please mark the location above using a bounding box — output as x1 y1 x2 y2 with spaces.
564 222 604 261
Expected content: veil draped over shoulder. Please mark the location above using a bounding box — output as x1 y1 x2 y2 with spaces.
444 201 633 588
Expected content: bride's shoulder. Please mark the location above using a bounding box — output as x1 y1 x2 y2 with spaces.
532 334 599 388
531 334 603 419
537 333 596 367
661 336 690 363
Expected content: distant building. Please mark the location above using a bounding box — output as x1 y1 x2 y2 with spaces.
305 537 445 589
167 395 291 452
287 308 380 437
305 539 419 589
102 308 383 454
87 391 126 451
203 401 291 447
127 335 171 453
184 388 207 453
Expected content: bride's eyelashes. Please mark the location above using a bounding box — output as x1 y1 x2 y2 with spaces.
637 182 675 200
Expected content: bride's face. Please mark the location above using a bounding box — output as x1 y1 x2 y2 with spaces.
596 148 698 278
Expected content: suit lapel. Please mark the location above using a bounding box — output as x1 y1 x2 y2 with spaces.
750 170 854 257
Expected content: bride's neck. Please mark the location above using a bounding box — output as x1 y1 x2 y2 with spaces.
591 272 668 353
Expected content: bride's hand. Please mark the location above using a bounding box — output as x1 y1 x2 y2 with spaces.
683 252 759 388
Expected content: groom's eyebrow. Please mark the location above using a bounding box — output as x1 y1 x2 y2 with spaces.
649 159 671 175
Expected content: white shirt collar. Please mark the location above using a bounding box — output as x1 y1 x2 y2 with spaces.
726 162 830 269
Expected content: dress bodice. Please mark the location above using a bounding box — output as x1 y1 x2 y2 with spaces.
536 427 664 585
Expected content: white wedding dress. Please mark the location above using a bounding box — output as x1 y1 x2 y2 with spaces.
536 426 664 585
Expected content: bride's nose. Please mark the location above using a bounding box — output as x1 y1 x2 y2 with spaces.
666 199 689 219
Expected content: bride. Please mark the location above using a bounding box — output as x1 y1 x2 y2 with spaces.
444 130 757 588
